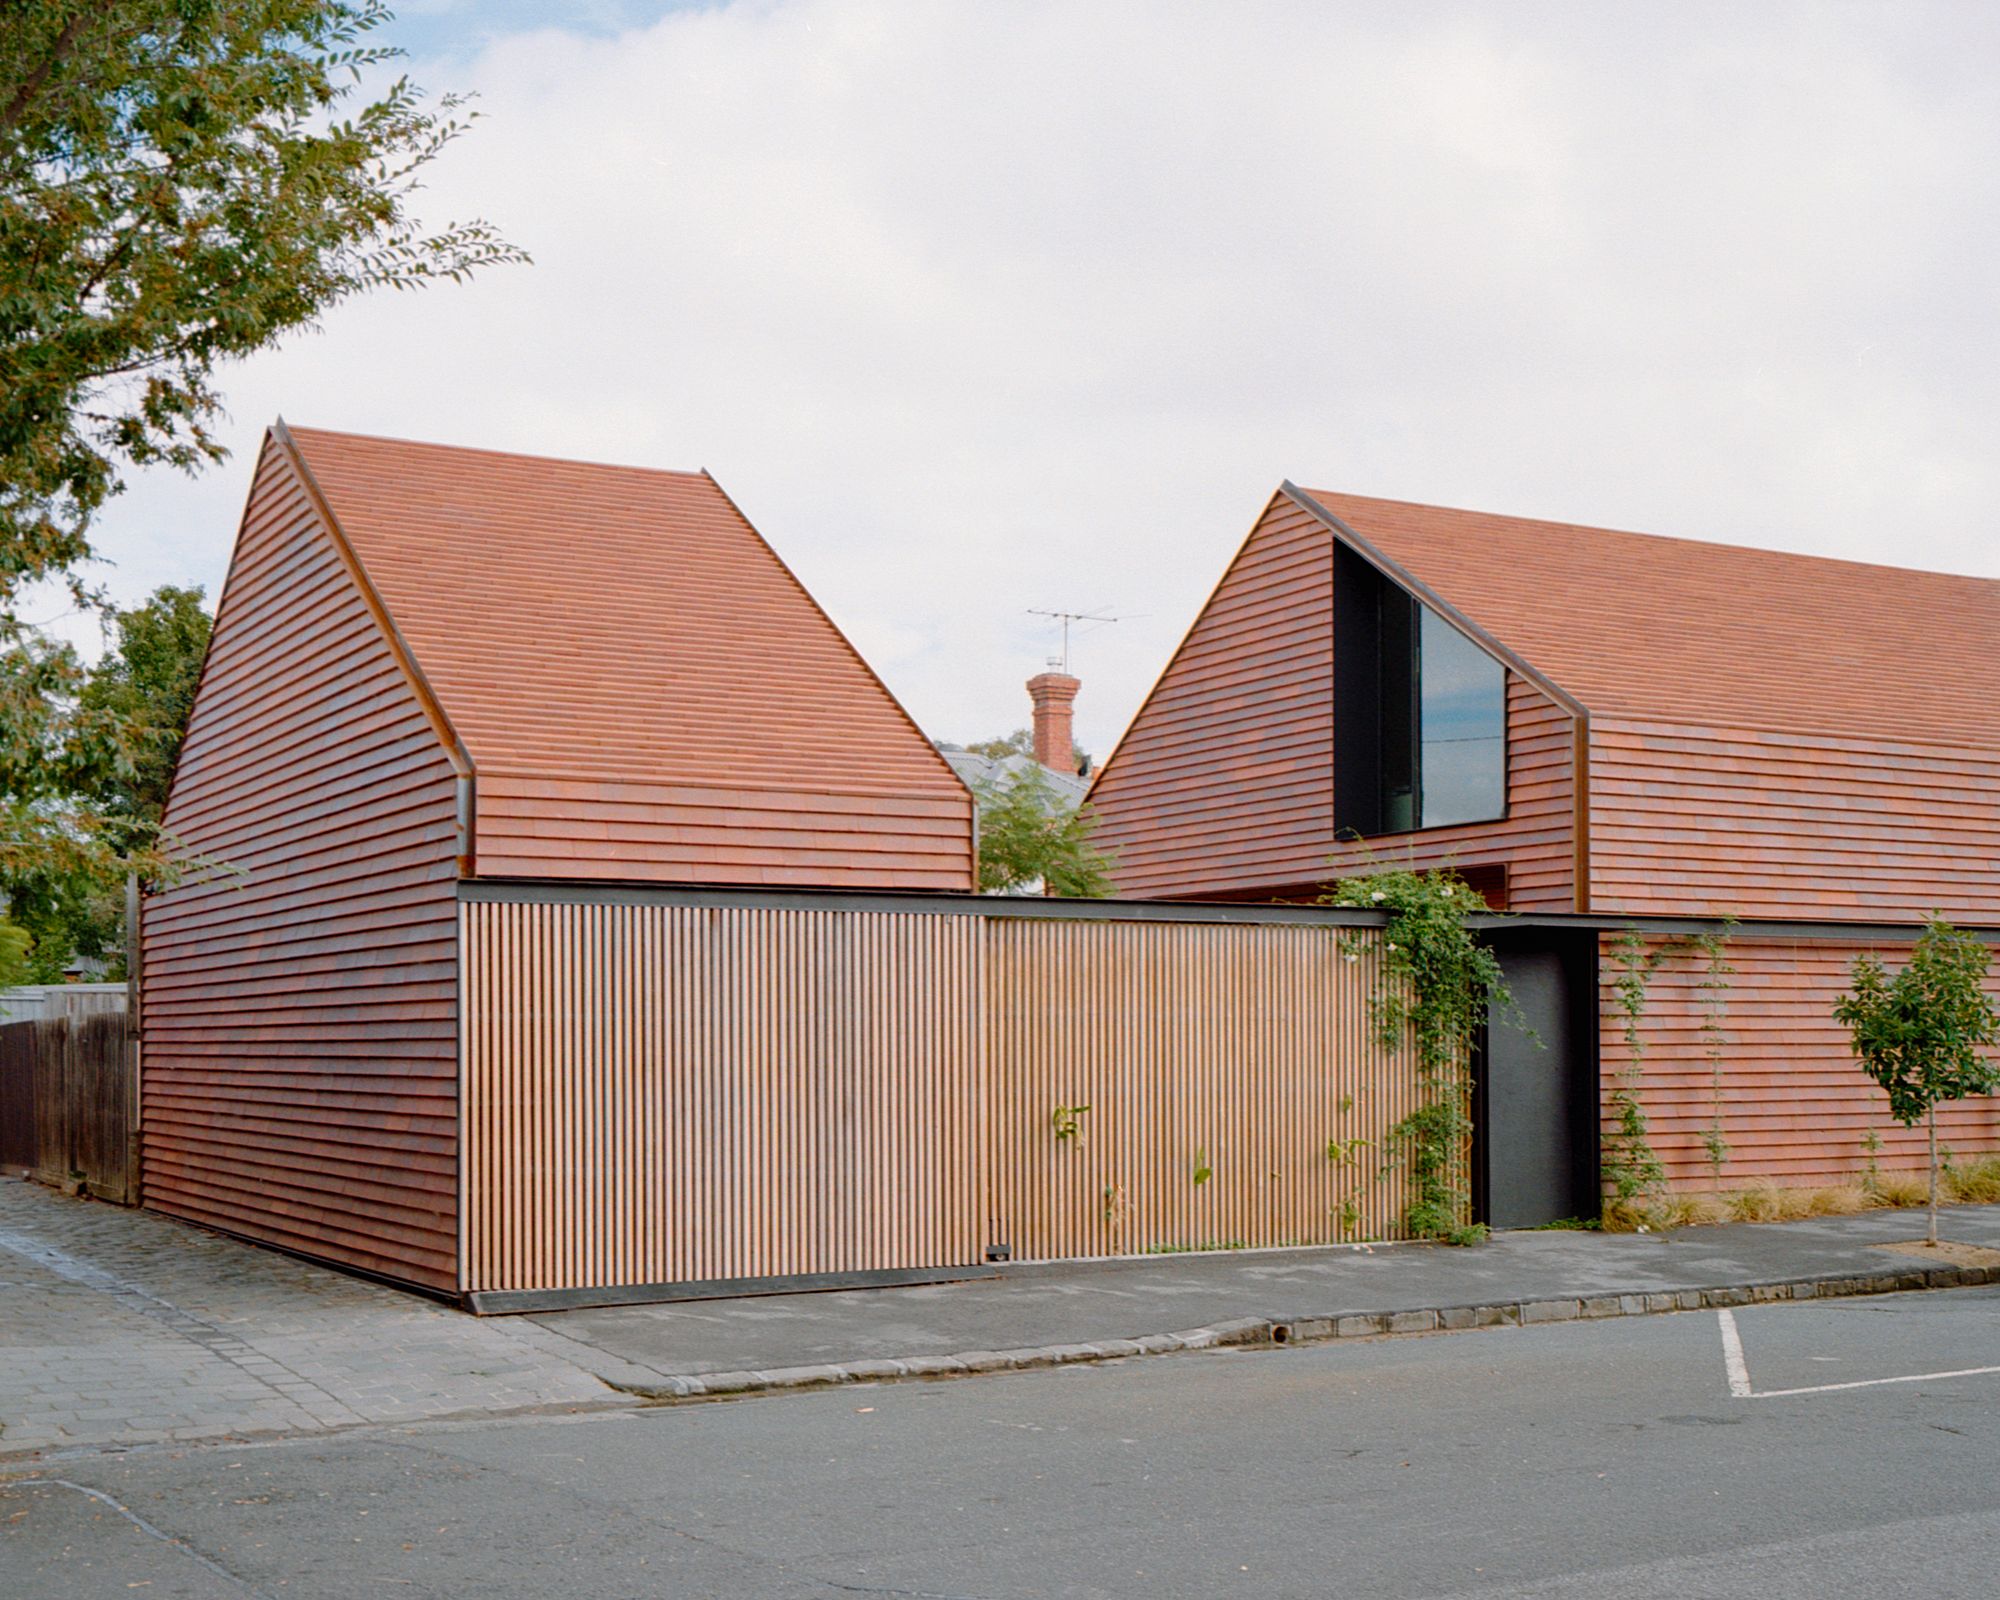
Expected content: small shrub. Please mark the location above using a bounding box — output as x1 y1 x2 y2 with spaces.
1727 1186 1781 1223
1871 1171 1931 1209
1802 1186 1870 1218
1835 917 2000 1243
1599 1169 1996 1232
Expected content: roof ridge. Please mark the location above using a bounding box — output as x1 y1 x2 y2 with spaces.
282 423 713 483
1307 487 2000 590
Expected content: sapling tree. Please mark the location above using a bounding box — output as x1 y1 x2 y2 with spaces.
1834 918 2000 1244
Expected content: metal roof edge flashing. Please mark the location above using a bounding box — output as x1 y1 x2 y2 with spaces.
274 417 480 874
454 880 2000 943
1278 483 1588 720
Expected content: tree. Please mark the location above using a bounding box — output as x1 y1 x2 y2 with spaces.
972 764 1114 898
1 1 525 608
2 585 213 979
1835 918 2000 1245
78 583 212 823
0 621 156 977
0 918 29 990
0 3 520 957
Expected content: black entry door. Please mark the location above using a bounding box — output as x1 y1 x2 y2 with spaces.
1480 945 1579 1229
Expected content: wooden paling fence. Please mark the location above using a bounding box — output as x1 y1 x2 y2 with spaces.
0 1011 137 1203
460 900 1421 1297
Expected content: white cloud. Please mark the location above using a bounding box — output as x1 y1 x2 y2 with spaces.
84 0 2000 756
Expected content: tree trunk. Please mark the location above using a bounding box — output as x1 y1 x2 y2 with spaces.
1928 1104 1939 1247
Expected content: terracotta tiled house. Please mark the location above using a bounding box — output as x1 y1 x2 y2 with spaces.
1087 485 2000 1197
145 425 975 1294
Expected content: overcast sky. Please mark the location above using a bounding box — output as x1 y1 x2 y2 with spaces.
78 0 2000 757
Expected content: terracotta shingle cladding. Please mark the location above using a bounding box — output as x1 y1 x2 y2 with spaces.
1087 494 1578 909
1602 934 2000 1188
285 427 975 890
144 425 979 1293
146 439 464 1290
1306 487 2000 923
1084 495 1338 898
1092 485 2000 925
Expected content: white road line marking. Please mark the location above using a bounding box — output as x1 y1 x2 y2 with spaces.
1716 1305 2000 1398
1717 1308 1753 1398
1748 1366 2000 1399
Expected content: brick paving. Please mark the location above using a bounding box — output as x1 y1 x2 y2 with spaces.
0 1179 620 1460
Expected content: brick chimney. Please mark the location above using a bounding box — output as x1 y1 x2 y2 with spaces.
1027 672 1081 774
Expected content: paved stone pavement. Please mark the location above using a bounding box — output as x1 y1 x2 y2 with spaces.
0 1179 621 1460
526 1199 2000 1391
7 1173 1998 1465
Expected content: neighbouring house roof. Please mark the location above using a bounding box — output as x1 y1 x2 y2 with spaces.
1292 487 2000 749
269 424 974 888
940 748 1090 809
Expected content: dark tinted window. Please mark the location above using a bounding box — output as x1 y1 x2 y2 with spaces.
1417 605 1506 827
1334 550 1507 834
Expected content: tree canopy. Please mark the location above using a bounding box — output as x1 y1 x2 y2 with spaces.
77 582 211 823
0 3 520 967
970 761 1113 898
1 1 524 607
5 585 212 978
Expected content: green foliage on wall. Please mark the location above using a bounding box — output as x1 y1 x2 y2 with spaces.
1602 923 1737 1222
1326 867 1510 1244
1602 932 1669 1211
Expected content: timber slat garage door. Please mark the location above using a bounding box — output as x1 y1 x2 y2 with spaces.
983 918 1418 1260
459 901 987 1297
460 898 1427 1304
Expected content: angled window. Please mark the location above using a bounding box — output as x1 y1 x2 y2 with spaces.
1334 547 1506 835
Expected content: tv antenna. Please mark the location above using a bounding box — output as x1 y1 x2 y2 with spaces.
1026 607 1122 673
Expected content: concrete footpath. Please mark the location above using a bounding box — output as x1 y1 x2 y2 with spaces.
4 1174 1998 1461
532 1204 2000 1397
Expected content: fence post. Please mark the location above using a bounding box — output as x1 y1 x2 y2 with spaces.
126 870 142 1204
34 1015 70 1190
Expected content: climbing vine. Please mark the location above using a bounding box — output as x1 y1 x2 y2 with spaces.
1688 921 1736 1186
1325 868 1511 1244
1603 932 1669 1214
1602 922 1736 1219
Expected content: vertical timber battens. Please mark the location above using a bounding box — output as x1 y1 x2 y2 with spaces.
458 899 1418 1298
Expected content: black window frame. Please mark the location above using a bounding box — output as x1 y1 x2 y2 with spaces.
1333 545 1509 838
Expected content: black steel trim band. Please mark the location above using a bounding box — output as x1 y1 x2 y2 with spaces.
466 1263 999 1315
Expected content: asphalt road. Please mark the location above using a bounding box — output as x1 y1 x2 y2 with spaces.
5 1285 1997 1599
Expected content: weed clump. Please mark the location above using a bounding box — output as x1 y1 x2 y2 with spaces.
1596 1157 2000 1233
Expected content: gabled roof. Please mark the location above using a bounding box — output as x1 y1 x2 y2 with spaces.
1291 487 2000 749
279 424 964 799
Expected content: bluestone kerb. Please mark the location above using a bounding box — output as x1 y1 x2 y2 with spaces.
600 1262 2000 1404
